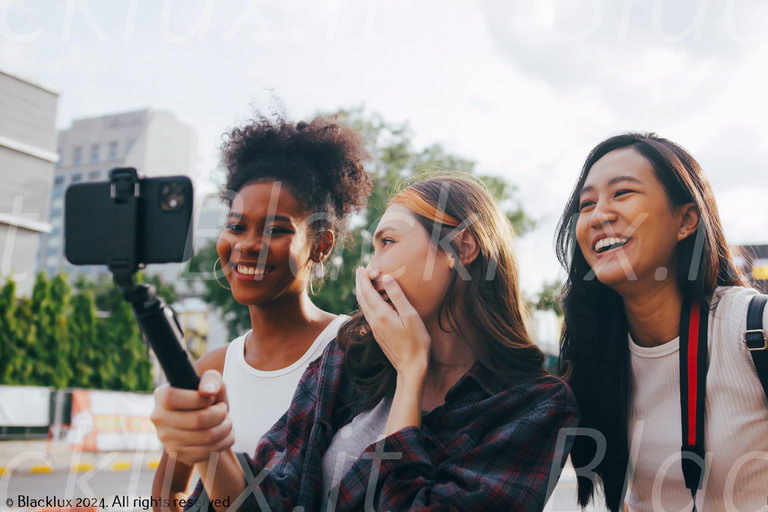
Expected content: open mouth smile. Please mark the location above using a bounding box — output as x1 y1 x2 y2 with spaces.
594 236 631 255
234 264 276 280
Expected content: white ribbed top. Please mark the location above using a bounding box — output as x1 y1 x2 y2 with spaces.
626 286 768 512
222 315 348 454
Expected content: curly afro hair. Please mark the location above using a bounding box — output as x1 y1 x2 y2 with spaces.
219 112 373 250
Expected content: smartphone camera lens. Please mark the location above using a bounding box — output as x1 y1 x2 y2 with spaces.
160 182 185 211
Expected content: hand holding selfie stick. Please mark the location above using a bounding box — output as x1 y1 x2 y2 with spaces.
107 168 200 390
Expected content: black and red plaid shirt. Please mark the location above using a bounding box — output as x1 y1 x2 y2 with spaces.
187 340 578 511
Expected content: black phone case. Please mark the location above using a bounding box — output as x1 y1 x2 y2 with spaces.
65 176 194 266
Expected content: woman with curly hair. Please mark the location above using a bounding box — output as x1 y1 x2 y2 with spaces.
151 113 372 511
152 175 578 511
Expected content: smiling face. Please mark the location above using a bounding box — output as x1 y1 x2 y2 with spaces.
216 181 314 305
575 148 690 293
366 204 455 323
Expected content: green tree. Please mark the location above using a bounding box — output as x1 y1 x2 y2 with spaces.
0 280 22 383
187 108 535 340
26 273 49 385
44 274 73 388
8 297 38 385
87 273 154 392
0 270 160 392
184 240 246 338
533 279 563 316
69 276 99 388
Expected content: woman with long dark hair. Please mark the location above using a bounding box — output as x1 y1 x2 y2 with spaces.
152 175 578 511
556 133 768 511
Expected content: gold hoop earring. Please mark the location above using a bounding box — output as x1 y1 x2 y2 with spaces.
213 257 231 290
309 260 324 295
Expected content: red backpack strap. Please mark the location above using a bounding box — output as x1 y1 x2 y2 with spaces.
679 299 709 510
744 295 768 400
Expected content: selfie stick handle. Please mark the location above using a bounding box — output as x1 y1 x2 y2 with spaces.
114 275 201 391
108 168 200 391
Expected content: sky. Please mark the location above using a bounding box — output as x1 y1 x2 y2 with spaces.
2 0 768 296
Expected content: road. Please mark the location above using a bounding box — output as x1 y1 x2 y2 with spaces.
1 469 156 504
1 471 601 511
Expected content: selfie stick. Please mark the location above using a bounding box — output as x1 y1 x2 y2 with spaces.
108 168 201 390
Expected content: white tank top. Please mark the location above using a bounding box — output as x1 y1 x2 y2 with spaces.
222 315 348 454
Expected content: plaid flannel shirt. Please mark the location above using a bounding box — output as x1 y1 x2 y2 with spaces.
187 339 579 511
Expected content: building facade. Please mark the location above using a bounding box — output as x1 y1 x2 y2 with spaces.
0 69 59 297
40 109 198 283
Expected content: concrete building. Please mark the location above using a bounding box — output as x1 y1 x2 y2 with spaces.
40 109 198 284
0 69 59 297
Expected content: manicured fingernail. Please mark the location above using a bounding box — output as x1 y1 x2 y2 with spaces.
382 274 393 282
202 382 216 393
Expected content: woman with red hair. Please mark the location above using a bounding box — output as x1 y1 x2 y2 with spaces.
152 176 578 511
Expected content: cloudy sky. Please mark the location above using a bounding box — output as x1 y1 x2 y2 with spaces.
2 0 767 295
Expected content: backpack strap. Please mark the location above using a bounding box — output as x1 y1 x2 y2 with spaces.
744 295 768 400
679 299 709 511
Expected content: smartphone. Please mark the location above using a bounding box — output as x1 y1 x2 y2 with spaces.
65 171 194 267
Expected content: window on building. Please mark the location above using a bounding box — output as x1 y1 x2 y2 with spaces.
52 187 63 198
56 149 62 168
50 208 62 218
52 217 62 228
71 173 82 183
109 141 119 161
125 139 135 155
73 147 82 166
90 144 100 163
46 255 58 268
54 175 65 186
89 170 101 181
52 197 63 210
51 227 61 236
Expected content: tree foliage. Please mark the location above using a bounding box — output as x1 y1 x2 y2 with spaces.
533 279 563 316
0 271 159 391
187 107 536 339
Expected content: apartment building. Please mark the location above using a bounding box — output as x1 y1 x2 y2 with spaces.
0 69 59 297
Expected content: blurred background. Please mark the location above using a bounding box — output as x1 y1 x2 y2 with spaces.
1 1 767 510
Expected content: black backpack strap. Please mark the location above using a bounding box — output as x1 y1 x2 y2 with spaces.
745 295 768 400
679 299 709 511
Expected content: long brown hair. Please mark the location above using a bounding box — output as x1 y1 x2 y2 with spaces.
337 175 547 410
555 133 747 511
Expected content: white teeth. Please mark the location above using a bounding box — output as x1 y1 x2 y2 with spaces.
595 237 629 252
237 265 269 276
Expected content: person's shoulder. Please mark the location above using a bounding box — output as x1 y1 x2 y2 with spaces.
713 284 760 305
194 345 228 374
711 285 762 330
529 374 578 410
310 315 351 354
306 337 344 374
485 374 579 436
501 373 579 416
